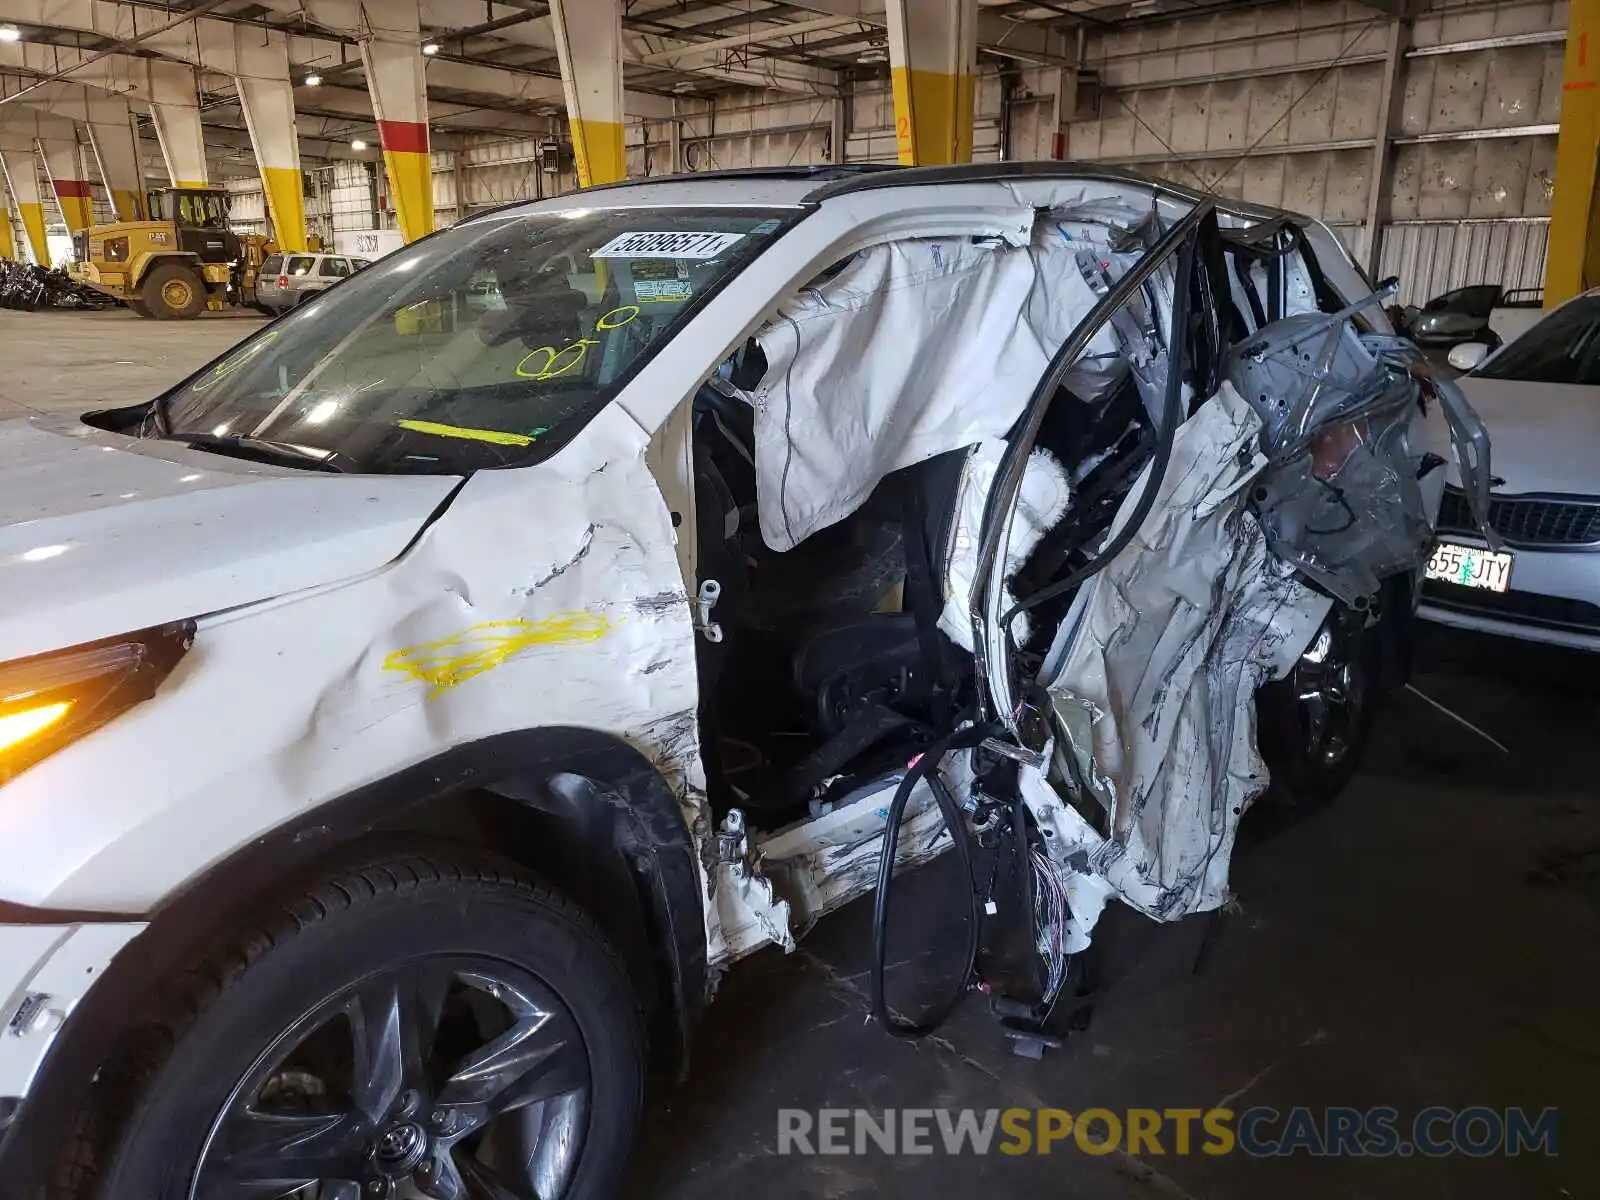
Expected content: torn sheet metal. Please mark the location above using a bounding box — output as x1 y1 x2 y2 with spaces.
1225 302 1498 605
748 755 972 956
1029 383 1331 934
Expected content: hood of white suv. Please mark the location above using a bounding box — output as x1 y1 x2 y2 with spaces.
0 418 460 662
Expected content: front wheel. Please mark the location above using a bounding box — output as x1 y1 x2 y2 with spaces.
140 263 207 319
61 854 645 1200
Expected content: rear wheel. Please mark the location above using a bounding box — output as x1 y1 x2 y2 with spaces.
1254 607 1377 816
57 854 645 1200
140 263 207 320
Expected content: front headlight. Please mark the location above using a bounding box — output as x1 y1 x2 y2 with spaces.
0 621 194 786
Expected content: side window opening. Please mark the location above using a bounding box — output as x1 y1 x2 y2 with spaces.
285 256 315 276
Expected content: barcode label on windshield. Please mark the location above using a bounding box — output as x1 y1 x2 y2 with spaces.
592 231 745 259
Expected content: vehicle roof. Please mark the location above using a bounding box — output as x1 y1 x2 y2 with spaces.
460 160 1319 229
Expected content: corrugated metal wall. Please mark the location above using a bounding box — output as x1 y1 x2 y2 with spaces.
1058 0 1562 296
1379 217 1550 305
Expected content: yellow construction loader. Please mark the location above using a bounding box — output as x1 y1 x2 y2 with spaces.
67 186 273 319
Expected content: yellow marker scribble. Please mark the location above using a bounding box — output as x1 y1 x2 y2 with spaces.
385 613 613 697
596 304 640 330
516 338 597 380
396 419 534 446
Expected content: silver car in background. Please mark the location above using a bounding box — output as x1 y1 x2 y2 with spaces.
1419 291 1600 651
254 252 366 313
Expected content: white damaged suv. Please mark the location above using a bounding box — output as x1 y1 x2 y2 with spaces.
0 164 1491 1199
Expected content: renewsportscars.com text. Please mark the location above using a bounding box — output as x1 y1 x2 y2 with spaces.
776 1106 1557 1158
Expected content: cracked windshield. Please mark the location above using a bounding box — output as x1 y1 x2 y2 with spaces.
155 207 788 473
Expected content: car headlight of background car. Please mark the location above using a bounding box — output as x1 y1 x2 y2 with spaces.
0 621 194 786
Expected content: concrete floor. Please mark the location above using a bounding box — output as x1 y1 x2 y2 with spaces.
0 307 265 422
4 308 1595 1198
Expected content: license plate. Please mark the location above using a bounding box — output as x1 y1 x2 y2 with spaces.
1425 541 1515 592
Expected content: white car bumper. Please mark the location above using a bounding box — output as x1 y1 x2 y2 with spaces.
1420 535 1600 653
0 922 144 1117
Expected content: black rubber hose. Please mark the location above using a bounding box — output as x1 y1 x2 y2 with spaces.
999 233 1199 632
870 721 995 1039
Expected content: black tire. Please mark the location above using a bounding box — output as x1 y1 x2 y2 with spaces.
55 853 645 1200
140 262 207 320
124 298 153 318
1252 607 1379 819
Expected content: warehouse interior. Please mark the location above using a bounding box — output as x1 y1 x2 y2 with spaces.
0 1 1597 1198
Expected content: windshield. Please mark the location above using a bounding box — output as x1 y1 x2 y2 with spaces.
154 206 791 473
1474 296 1600 385
148 190 230 229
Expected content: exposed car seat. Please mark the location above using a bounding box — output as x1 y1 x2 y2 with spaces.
691 382 972 815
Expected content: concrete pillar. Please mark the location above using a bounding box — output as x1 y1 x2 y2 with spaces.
1363 17 1411 279
357 1 434 244
1546 0 1600 307
550 0 626 186
238 77 307 250
86 109 146 223
1046 30 1080 160
885 0 978 165
146 61 208 188
188 22 308 250
0 185 16 261
34 117 94 234
0 139 49 264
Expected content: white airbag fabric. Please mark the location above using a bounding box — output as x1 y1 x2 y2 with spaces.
751 234 1108 552
938 442 1072 652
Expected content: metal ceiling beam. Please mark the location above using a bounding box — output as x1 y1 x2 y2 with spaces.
782 0 1071 64
634 13 858 65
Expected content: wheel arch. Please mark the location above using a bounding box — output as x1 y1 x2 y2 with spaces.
1 728 710 1195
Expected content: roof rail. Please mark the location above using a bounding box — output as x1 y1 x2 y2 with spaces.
456 163 900 225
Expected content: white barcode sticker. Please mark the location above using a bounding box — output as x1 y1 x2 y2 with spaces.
592 230 745 259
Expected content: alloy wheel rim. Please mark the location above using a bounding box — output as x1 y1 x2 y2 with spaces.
189 957 591 1200
1293 623 1365 768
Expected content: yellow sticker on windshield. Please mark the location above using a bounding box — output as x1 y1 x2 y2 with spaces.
397 419 534 446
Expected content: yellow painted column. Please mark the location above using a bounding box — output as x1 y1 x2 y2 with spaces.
359 8 434 244
237 76 307 251
1547 0 1600 307
885 0 978 166
550 0 627 186
0 145 50 264
0 201 15 261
